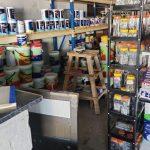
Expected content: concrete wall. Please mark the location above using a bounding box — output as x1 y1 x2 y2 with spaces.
0 0 87 52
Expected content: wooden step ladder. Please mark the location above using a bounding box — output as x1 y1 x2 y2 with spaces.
63 50 106 114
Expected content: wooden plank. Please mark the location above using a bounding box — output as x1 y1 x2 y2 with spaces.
0 35 17 45
75 24 108 34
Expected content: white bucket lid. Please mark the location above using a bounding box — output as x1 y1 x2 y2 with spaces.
45 72 58 78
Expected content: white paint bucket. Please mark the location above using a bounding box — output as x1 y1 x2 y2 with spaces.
36 20 45 32
53 9 60 21
8 20 17 35
0 7 7 23
49 20 54 30
65 19 69 29
16 34 27 46
59 19 65 29
17 20 25 34
6 7 16 22
6 46 16 67
44 20 50 31
24 20 35 34
21 81 33 88
0 22 8 35
74 10 80 19
41 9 50 21
54 20 60 30
59 9 64 20
33 77 45 89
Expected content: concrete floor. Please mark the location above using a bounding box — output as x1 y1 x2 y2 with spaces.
78 98 107 150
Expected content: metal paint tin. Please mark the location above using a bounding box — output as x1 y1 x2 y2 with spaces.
0 7 7 23
8 20 17 35
6 7 16 22
53 9 60 21
59 9 64 20
17 20 25 34
59 19 65 30
41 9 50 21
44 20 50 31
54 20 60 30
49 20 54 30
24 20 35 33
36 20 45 32
74 10 80 19
65 19 70 29
0 22 8 35
90 18 95 26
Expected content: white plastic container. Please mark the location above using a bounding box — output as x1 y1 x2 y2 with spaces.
24 20 35 33
41 9 50 21
33 77 45 89
17 20 25 34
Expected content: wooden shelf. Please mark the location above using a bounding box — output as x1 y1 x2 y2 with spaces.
55 0 115 4
0 25 108 45
75 24 108 34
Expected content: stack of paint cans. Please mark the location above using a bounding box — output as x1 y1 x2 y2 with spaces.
31 40 44 89
0 47 6 86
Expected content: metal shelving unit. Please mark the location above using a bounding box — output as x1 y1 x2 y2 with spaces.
107 0 149 149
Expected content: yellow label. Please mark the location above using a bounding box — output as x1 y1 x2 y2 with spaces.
114 94 122 100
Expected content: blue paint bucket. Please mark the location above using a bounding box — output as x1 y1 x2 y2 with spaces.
75 19 80 27
0 22 8 35
49 20 54 30
16 34 27 46
44 20 50 31
8 20 17 35
0 7 7 23
36 20 45 32
49 9 54 21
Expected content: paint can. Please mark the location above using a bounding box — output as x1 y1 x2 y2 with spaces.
6 7 16 22
4 66 20 86
0 7 7 23
36 20 45 32
79 10 86 19
45 72 58 90
5 46 16 67
16 34 27 46
21 81 33 88
19 64 32 83
31 46 43 61
24 20 35 34
0 22 8 35
59 9 64 20
49 9 54 21
32 60 44 78
44 20 50 31
0 47 4 69
0 72 6 86
53 9 60 21
49 20 54 30
41 9 50 21
17 20 25 34
54 20 60 30
14 46 31 65
90 18 95 26
33 76 45 89
59 19 65 30
75 19 80 27
74 10 80 19
8 20 17 35
65 19 70 29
